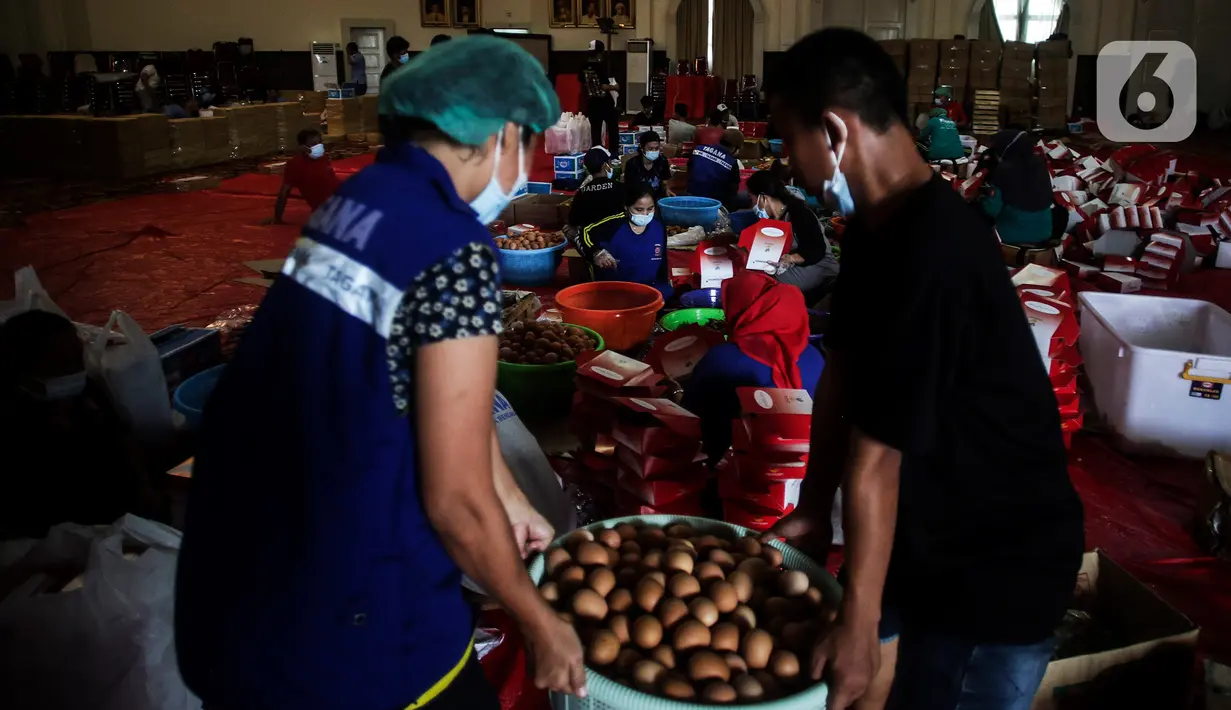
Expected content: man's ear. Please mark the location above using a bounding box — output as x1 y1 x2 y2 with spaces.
822 112 850 155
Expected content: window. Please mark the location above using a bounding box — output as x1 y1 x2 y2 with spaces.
993 0 1064 43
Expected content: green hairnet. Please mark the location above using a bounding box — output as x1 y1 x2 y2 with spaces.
934 85 953 98
930 107 948 118
378 35 561 145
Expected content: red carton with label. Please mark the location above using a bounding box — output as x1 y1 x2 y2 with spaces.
610 397 703 457
738 219 793 274
575 350 664 398
645 325 726 381
731 452 809 481
694 241 739 289
736 387 813 450
614 489 705 517
1019 291 1078 362
722 500 785 532
616 444 706 480
1011 264 1073 305
718 466 803 516
617 466 707 506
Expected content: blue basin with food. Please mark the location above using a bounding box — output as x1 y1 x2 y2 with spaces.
173 364 225 430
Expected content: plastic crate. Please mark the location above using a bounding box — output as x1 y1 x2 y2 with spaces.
1078 292 1231 457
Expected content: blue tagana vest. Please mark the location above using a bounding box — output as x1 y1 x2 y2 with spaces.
175 143 489 710
689 143 739 204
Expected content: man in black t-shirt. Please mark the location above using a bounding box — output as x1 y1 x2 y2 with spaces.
622 130 673 198
761 29 1084 710
579 40 619 155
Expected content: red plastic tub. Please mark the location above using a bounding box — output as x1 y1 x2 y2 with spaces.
555 281 664 351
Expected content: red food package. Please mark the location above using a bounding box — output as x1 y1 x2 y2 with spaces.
615 444 706 480
731 452 809 482
617 466 706 506
610 396 703 457
739 220 793 274
1020 291 1078 362
722 500 784 532
736 387 813 449
575 350 665 399
613 489 706 517
644 325 726 381
718 466 802 516
1095 272 1142 294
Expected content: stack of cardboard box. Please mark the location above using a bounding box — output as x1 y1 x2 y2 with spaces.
200 115 232 164
879 39 908 77
169 118 209 170
273 103 320 152
938 39 971 104
906 39 940 118
38 116 93 178
1000 41 1035 128
325 98 363 140
88 115 172 178
969 40 1000 92
280 90 328 116
216 104 280 159
721 388 812 531
360 95 379 134
1035 40 1070 129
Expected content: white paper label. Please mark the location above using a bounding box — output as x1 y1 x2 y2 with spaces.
664 335 698 352
593 366 624 381
630 398 656 410
754 390 774 409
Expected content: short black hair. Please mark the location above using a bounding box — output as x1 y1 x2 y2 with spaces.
763 28 908 133
296 128 322 146
346 42 359 54
583 148 610 174
640 95 654 107
675 102 688 117
386 35 410 59
708 108 724 125
638 130 660 148
431 34 452 46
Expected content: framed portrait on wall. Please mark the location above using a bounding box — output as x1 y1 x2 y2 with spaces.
422 0 450 27
550 0 576 27
453 0 480 27
576 0 606 27
610 0 634 27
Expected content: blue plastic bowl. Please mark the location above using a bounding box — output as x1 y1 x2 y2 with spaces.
658 196 723 231
768 139 784 156
728 208 760 236
496 241 568 287
680 288 722 308
173 364 225 430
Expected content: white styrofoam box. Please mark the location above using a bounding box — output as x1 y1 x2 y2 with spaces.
1078 292 1231 457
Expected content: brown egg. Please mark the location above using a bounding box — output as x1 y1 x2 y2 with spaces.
667 573 701 599
642 549 664 569
695 561 725 582
726 570 754 603
615 647 643 672
702 681 738 704
634 577 665 613
723 652 748 674
779 569 810 597
710 622 741 653
632 614 664 649
660 672 696 699
752 671 780 700
761 545 785 568
741 629 774 669
650 644 676 669
556 564 585 586
735 557 770 583
638 527 667 549
804 586 824 606
709 580 739 613
689 597 719 627
620 553 641 567
619 540 641 557
663 549 695 575
597 528 622 549
665 523 694 539
731 604 757 631
587 567 616 597
607 587 633 613
732 673 765 701
688 650 731 683
609 614 630 644
605 547 621 567
667 538 697 555
546 547 572 575
576 541 610 567
673 619 712 652
632 659 667 690
615 522 639 541
736 536 763 558
770 650 801 679
658 597 690 629
573 589 609 620
644 570 667 587
587 630 621 666
540 581 560 603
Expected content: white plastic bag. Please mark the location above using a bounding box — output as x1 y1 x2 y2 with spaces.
86 311 173 446
0 515 199 710
0 266 69 323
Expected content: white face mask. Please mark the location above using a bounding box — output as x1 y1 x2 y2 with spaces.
821 116 856 217
308 143 325 159
22 371 87 401
754 197 771 220
643 150 661 162
605 168 614 179
470 129 527 226
630 211 654 227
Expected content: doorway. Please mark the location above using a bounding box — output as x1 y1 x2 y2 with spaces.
350 27 386 91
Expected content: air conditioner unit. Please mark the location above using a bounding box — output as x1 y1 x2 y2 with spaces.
311 42 339 92
625 39 652 114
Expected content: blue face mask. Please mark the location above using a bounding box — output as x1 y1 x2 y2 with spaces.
605 168 614 179
753 198 770 220
470 129 527 225
643 150 660 162
398 53 410 64
822 120 856 217
308 143 325 159
630 211 654 227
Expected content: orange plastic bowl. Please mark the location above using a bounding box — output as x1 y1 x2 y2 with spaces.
554 281 664 351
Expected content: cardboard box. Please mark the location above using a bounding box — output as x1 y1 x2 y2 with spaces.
696 243 737 289
216 104 280 159
939 39 970 66
736 387 813 449
718 466 802 516
1036 39 1070 59
325 97 363 137
644 325 725 381
907 39 939 88
88 114 173 178
359 94 379 132
880 39 908 75
739 219 791 273
168 118 208 170
554 153 585 172
617 466 706 506
1031 551 1198 710
609 396 703 456
722 500 785 531
575 350 663 398
499 193 573 229
1003 41 1036 64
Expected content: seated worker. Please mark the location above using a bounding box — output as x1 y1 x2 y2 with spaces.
920 107 964 162
0 310 156 539
668 103 696 144
579 183 670 298
267 128 341 225
682 271 823 462
622 130 673 199
688 128 743 209
747 170 839 297
380 35 410 80
694 109 726 146
934 85 966 125
980 129 1056 246
631 95 660 126
569 147 624 228
716 102 741 129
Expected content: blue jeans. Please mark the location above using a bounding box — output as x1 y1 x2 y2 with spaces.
887 631 1055 710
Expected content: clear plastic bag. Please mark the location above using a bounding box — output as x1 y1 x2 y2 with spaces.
86 311 173 447
0 266 68 323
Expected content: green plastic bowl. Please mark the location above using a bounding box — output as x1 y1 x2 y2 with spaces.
658 307 725 332
496 323 605 416
530 514 839 710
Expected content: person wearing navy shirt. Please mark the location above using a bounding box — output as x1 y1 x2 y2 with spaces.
174 36 586 710
622 130 673 198
683 271 823 462
688 128 743 209
579 182 670 298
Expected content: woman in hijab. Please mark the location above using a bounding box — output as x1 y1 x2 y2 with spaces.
980 129 1056 246
682 271 824 462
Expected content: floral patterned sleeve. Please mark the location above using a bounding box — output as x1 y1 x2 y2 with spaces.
386 242 503 415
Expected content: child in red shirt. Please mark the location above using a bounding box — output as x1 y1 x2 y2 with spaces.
268 128 341 224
